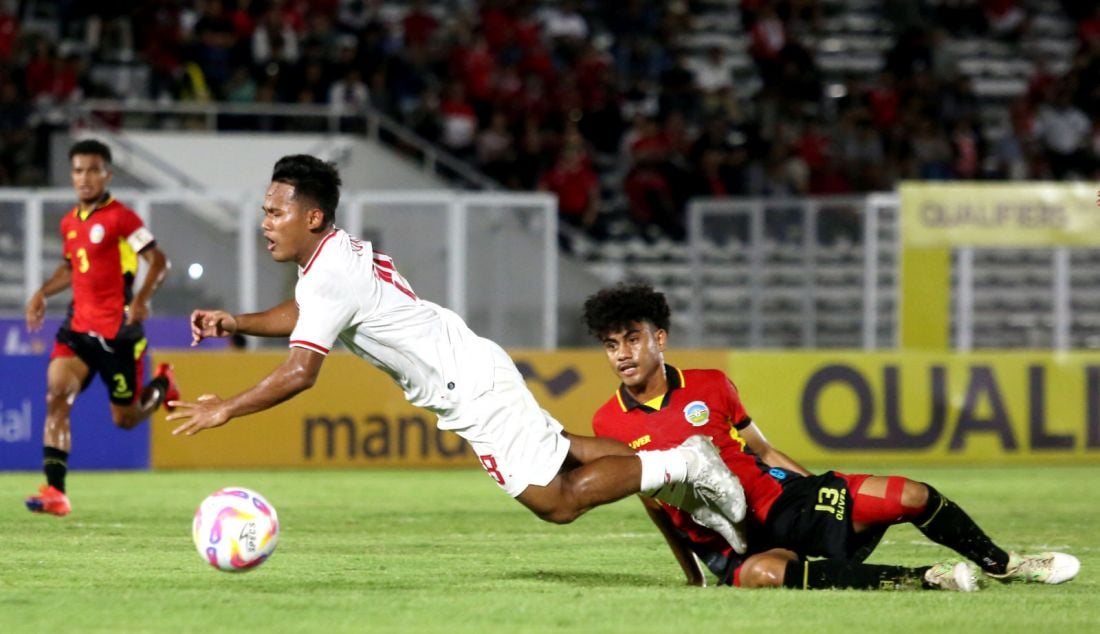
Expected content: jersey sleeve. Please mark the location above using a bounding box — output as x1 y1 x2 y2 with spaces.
60 216 73 262
288 264 358 355
592 414 607 438
116 207 156 253
590 400 621 441
722 375 753 430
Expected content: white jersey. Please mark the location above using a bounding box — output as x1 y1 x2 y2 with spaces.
289 229 496 422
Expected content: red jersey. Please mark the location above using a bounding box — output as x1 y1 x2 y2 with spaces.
592 366 786 548
59 195 155 339
538 161 598 217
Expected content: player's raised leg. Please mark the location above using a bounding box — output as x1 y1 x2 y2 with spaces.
514 442 644 523
515 433 746 552
25 356 87 516
462 345 745 547
109 349 180 430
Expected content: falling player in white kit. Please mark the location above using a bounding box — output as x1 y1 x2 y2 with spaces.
167 155 747 546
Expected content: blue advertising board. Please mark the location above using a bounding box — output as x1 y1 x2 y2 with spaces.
0 317 194 471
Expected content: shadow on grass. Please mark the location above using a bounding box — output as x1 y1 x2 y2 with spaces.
503 569 658 587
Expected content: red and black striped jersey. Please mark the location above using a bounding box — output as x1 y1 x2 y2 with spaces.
592 366 786 547
59 195 154 339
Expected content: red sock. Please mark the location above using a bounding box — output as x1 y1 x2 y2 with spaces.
851 476 924 525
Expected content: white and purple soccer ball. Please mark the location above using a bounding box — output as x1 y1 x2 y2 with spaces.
192 487 279 572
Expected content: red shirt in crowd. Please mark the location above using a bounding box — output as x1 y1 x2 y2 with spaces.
539 159 598 218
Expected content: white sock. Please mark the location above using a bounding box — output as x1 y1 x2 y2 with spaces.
637 449 689 494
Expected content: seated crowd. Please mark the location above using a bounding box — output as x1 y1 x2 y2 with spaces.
1 0 1098 243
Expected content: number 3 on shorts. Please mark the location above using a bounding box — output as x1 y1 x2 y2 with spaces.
478 454 506 485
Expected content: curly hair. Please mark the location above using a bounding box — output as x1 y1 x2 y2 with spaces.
583 282 671 339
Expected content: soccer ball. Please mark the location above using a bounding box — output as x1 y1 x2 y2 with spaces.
192 487 279 572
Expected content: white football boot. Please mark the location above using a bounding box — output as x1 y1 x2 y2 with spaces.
664 435 749 553
924 562 980 592
987 552 1080 584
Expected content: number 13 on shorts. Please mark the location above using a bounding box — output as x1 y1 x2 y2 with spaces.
479 454 506 485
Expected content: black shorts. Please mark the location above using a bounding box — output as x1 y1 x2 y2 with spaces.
53 324 148 406
752 470 884 562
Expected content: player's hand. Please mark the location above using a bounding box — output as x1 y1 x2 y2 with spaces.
190 309 238 346
25 293 46 332
126 298 151 326
167 393 230 436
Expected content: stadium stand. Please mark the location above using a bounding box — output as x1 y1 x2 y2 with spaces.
1 0 1098 347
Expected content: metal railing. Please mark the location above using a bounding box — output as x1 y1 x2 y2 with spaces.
0 189 559 348
685 194 1100 350
69 99 501 192
685 195 897 349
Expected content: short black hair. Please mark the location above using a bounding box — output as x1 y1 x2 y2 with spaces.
69 139 112 164
583 282 671 339
271 154 342 226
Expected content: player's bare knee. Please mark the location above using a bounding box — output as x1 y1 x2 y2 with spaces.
739 557 785 588
542 473 599 523
901 480 929 509
44 386 75 411
112 411 142 430
537 504 582 525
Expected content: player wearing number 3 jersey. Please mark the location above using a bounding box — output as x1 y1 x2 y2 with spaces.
586 282 1080 591
24 139 180 517
169 154 748 539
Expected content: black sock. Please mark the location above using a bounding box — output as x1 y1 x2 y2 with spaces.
782 559 929 590
141 375 168 409
913 485 1010 574
44 446 69 493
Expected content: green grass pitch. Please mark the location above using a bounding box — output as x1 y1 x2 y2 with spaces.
1 465 1098 634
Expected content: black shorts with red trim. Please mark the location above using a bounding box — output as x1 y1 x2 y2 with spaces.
752 470 886 562
52 323 147 406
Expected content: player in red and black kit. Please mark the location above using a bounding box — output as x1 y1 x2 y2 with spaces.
23 139 181 516
585 282 1080 591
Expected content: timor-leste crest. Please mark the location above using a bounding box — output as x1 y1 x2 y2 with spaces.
683 400 710 426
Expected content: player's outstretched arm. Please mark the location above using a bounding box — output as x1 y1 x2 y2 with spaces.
167 346 323 435
190 299 300 346
640 496 708 587
190 308 238 345
739 423 812 476
25 262 72 332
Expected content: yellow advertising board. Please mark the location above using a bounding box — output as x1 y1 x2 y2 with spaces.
152 349 1100 469
899 181 1100 247
152 352 475 469
150 350 727 469
897 182 1100 350
727 351 1100 464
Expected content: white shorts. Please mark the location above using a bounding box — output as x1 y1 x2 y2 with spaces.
438 343 571 497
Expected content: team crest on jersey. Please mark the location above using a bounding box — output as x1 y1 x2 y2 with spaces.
89 223 106 244
683 401 710 426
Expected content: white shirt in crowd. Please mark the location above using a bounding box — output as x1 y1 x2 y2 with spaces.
1033 104 1091 155
540 7 588 40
